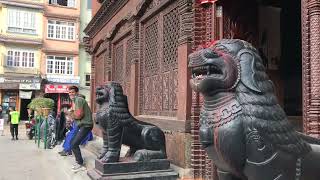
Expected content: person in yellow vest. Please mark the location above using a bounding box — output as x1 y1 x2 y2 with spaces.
9 107 20 140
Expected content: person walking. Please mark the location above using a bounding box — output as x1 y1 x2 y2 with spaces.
9 107 20 140
65 86 93 172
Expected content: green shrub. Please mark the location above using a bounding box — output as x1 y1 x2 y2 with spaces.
28 97 55 110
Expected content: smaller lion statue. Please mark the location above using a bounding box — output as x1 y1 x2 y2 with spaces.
95 82 167 162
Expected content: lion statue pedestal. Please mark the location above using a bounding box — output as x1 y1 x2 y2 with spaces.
87 82 178 180
188 39 320 180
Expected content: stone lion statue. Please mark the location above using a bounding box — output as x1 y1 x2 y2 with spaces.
188 39 320 180
95 82 167 162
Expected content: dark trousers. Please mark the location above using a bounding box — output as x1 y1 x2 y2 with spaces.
71 126 92 165
10 124 18 138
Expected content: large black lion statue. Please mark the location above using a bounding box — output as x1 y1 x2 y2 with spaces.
188 39 320 180
95 82 167 162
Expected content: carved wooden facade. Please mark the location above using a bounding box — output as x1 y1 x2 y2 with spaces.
85 0 194 172
140 2 179 116
84 0 320 179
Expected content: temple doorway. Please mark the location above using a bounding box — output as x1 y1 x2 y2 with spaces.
216 0 302 130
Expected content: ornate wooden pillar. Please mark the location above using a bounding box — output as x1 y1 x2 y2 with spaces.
177 0 193 121
303 0 320 137
129 20 140 116
103 40 112 82
83 36 96 110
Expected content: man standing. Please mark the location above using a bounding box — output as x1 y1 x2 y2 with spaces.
9 107 20 140
66 86 93 172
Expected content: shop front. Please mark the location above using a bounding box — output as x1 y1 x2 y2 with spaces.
44 84 72 113
0 76 41 120
44 75 80 113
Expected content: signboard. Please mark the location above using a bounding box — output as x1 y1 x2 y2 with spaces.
0 76 41 90
19 83 41 90
0 76 41 83
19 91 32 99
45 84 69 93
46 75 80 84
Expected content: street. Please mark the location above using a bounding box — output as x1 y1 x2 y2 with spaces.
0 123 94 180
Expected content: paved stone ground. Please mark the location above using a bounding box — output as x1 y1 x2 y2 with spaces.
0 123 95 180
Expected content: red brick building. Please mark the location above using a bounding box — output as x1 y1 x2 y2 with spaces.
84 0 320 179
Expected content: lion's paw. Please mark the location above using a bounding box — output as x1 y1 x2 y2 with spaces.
100 151 120 163
98 149 108 159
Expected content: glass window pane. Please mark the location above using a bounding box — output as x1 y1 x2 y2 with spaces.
56 26 61 38
87 0 92 9
24 12 29 28
16 11 21 28
48 24 54 38
22 52 28 67
7 51 13 66
47 60 53 73
61 61 66 74
68 0 75 7
61 26 66 39
68 27 74 40
85 74 90 81
30 13 35 29
67 61 73 74
55 56 66 60
14 51 20 67
55 61 60 73
29 53 34 67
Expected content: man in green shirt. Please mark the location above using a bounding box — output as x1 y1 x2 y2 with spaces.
65 85 93 172
9 107 20 140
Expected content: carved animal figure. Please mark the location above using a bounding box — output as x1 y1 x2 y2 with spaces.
188 39 320 180
95 82 167 162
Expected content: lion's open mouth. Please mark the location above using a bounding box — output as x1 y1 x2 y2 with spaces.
96 91 104 99
191 64 223 80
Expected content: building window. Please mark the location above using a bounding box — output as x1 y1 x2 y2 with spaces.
7 9 36 34
6 50 35 68
14 51 20 66
48 0 76 8
85 74 90 86
87 0 92 9
47 20 75 40
46 56 74 75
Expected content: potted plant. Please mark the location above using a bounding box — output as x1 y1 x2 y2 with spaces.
28 97 54 116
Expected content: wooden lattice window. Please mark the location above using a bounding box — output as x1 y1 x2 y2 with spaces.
144 21 159 74
140 2 179 117
114 44 124 83
123 37 134 97
95 55 104 86
126 38 134 77
163 6 179 71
